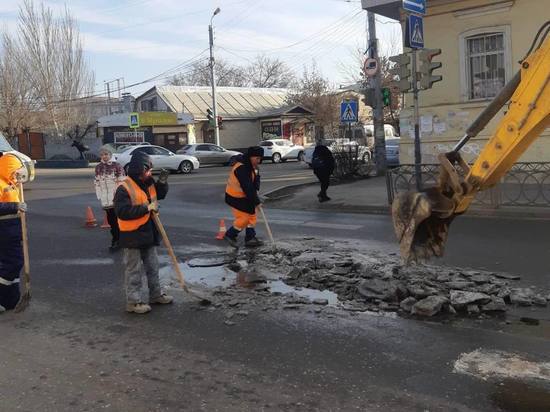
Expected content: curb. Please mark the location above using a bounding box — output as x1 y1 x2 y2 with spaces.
265 182 550 220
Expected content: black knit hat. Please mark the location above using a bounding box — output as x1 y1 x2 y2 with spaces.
127 150 152 177
247 146 264 158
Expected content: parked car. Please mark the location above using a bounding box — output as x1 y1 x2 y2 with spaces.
112 144 200 174
385 137 400 167
259 139 305 163
304 140 371 167
0 132 35 182
176 144 242 166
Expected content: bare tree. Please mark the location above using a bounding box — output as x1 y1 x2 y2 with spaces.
286 63 340 140
168 59 248 87
246 55 294 88
0 0 95 140
0 32 41 145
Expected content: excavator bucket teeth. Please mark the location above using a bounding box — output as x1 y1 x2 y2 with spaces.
391 189 455 264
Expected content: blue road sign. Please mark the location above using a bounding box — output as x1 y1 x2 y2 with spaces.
402 0 425 15
340 100 358 123
405 14 424 49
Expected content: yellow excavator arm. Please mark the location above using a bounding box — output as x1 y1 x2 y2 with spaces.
393 26 550 263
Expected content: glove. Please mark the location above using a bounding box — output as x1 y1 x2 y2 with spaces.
147 201 159 213
158 169 169 184
18 202 28 213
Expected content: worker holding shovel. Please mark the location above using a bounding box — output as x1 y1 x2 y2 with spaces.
113 151 172 314
224 146 265 248
0 153 27 313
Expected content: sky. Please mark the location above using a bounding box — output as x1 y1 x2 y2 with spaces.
0 0 402 99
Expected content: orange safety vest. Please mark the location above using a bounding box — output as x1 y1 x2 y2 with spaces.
117 178 157 232
225 162 256 198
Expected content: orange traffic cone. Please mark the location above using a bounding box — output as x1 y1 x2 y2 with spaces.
215 219 227 240
85 206 98 228
100 211 111 229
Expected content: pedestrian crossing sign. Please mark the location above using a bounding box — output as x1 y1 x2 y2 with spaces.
406 14 424 49
129 112 140 129
340 100 358 123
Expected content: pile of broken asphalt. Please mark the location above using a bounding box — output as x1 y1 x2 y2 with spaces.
164 238 550 326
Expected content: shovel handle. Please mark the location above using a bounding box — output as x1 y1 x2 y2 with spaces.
18 184 30 286
258 205 275 245
151 212 187 290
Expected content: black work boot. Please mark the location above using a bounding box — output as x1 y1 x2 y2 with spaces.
224 227 240 248
245 237 264 247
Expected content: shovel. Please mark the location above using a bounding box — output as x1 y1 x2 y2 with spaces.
151 212 211 305
258 205 275 246
14 183 30 313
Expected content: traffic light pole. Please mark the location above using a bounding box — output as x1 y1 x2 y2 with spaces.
209 24 220 146
411 49 422 191
367 11 387 175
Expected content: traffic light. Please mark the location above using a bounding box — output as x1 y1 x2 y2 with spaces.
382 88 391 107
206 108 214 127
361 88 375 108
419 48 443 90
389 53 412 93
217 116 223 128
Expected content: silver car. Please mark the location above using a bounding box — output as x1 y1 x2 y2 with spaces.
177 144 242 166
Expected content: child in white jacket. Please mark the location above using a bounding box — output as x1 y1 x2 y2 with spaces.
95 145 125 251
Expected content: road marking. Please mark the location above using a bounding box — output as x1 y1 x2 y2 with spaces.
454 349 550 382
302 222 363 230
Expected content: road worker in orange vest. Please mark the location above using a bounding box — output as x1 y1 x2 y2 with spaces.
113 151 171 314
0 153 27 312
224 146 264 248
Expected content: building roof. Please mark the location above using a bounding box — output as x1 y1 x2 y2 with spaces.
146 86 291 120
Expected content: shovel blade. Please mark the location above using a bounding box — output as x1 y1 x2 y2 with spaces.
392 188 456 264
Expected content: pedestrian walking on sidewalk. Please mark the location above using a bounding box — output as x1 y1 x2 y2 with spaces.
0 153 27 312
311 142 335 202
94 145 125 252
113 152 172 314
224 146 264 248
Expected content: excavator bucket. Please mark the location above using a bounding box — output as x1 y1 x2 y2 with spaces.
391 187 456 263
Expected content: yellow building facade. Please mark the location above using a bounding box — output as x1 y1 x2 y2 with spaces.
398 0 549 164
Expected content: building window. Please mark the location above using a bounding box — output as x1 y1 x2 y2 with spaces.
460 26 511 101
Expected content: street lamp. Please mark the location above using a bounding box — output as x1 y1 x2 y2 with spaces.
209 7 221 146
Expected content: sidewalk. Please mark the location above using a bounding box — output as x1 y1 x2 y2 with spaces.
265 177 390 214
265 176 550 219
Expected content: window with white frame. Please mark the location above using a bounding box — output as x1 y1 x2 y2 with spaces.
463 31 508 100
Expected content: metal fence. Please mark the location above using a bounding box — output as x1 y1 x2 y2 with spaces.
386 162 550 208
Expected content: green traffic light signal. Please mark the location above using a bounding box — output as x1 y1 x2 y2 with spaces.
382 88 391 107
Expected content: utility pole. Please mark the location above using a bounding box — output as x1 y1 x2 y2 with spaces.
209 7 221 146
366 11 387 175
105 82 112 115
411 50 422 191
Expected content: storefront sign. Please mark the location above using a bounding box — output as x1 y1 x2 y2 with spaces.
114 131 145 144
261 121 282 138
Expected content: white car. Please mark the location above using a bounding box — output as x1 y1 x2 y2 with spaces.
0 133 35 182
112 144 200 174
259 139 305 163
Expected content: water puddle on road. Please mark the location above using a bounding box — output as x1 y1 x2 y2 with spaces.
158 253 340 306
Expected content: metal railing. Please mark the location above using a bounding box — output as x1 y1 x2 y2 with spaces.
386 162 550 208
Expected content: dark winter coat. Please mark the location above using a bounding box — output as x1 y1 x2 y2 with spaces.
312 145 335 175
225 154 261 215
113 176 168 249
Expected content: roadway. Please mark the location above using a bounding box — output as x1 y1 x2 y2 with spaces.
1 161 549 411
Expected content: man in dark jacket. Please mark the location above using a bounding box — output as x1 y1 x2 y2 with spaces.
224 146 264 248
311 142 335 202
113 151 171 314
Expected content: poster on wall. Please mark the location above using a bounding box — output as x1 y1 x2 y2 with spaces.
261 121 282 140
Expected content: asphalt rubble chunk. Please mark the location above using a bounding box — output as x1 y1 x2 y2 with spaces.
167 238 550 323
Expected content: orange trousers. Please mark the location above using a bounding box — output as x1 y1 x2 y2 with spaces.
231 207 257 231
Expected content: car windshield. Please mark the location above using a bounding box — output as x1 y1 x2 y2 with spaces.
260 141 273 147
0 133 14 152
